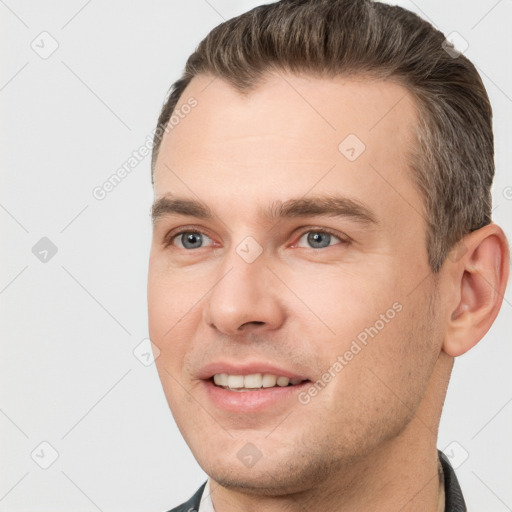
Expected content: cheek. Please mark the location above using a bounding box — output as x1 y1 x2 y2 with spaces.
148 262 196 374
282 264 403 350
147 255 203 337
354 293 440 412
289 269 433 406
147 269 173 343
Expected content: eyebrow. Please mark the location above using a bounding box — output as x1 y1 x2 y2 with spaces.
264 196 377 224
152 196 213 223
151 194 377 225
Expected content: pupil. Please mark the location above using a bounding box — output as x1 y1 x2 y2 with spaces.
308 232 330 248
183 232 202 248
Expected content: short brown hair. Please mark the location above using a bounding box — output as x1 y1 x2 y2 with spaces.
151 0 494 272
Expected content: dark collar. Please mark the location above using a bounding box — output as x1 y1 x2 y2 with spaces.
438 449 467 512
166 451 466 512
166 481 206 512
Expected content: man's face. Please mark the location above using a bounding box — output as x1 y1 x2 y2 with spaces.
148 73 445 493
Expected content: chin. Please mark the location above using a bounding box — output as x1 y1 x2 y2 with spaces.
208 469 307 497
199 448 343 497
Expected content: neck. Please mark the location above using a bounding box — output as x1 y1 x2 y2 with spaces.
210 352 452 512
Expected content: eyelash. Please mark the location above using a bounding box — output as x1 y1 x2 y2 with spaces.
163 226 350 249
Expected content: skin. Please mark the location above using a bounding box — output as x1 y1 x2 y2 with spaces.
147 72 509 511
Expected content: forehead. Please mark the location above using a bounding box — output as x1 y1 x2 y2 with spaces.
153 72 422 226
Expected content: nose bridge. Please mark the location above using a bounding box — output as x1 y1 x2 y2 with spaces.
202 239 284 334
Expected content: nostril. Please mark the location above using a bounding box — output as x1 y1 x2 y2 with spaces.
239 321 265 329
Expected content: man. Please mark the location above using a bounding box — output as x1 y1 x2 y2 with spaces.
147 0 509 510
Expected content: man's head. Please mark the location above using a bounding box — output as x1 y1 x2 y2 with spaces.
151 0 495 273
147 0 508 504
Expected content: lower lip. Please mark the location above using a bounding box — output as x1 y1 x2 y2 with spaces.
202 379 310 413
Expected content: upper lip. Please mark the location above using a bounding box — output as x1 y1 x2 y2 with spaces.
197 361 311 381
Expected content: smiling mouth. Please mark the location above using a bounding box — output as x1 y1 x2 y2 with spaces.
211 373 309 391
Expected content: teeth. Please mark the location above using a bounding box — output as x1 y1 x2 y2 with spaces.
212 373 305 390
227 375 244 389
244 373 263 388
262 374 277 387
276 376 290 387
213 373 228 386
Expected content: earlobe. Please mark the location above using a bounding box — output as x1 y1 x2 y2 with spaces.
443 223 510 357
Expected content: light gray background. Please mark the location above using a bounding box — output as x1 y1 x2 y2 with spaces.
1 1 511 511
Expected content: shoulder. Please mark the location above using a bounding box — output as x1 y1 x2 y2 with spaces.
164 481 207 512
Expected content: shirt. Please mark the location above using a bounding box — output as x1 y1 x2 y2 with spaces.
197 479 215 512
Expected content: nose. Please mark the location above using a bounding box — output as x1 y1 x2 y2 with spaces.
202 247 286 335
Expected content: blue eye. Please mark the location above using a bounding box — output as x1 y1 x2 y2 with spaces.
297 231 342 249
173 231 213 249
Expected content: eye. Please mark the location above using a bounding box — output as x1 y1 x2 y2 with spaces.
170 231 214 250
296 230 344 249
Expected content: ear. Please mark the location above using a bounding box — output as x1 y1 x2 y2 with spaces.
442 223 510 357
